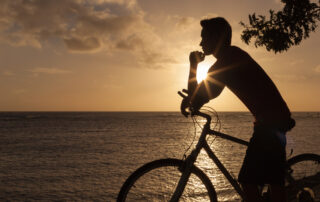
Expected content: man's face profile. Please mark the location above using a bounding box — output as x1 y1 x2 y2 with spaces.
200 28 216 55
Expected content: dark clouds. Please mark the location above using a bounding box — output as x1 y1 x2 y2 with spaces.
115 34 144 50
64 37 101 52
0 0 140 50
0 0 179 68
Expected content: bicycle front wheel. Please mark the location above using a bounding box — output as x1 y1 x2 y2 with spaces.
286 153 320 201
117 158 217 202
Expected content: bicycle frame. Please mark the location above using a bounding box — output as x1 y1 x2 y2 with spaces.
170 111 249 201
117 105 319 201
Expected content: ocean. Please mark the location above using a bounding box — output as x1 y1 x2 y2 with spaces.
0 112 319 201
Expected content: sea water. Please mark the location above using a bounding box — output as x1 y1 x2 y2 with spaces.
0 112 319 201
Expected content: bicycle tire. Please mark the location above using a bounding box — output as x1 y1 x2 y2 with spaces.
286 153 320 201
117 158 217 202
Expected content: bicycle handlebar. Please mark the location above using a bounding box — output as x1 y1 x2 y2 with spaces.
178 90 212 124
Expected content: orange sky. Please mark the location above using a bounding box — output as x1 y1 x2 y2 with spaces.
0 0 319 111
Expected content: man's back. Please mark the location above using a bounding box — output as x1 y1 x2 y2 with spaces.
209 46 292 128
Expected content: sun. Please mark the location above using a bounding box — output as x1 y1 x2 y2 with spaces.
197 57 217 83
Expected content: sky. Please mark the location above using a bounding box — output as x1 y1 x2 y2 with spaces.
0 0 319 111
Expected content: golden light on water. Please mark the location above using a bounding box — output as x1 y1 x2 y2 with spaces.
196 57 217 83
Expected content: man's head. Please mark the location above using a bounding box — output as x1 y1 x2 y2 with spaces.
200 17 232 56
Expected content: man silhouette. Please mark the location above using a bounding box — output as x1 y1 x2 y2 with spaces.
180 17 295 202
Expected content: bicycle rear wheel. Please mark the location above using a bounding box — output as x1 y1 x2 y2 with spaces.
117 158 217 202
286 153 320 202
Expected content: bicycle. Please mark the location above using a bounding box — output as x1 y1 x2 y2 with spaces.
117 91 320 201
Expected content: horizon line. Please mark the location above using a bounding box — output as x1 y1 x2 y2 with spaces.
0 110 319 113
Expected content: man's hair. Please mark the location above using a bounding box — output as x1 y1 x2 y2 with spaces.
200 17 232 46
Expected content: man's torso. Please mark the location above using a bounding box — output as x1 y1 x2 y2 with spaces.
209 46 293 129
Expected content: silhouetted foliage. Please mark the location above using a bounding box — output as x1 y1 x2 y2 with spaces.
240 0 320 53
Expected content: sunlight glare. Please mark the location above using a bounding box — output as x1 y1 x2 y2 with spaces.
197 57 216 83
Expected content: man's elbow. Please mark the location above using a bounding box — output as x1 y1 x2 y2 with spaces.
210 88 223 100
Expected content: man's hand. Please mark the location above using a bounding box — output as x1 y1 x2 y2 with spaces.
180 96 205 117
178 89 191 117
189 51 205 67
180 96 190 117
179 89 206 117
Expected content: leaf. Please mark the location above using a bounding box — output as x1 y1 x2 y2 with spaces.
240 0 320 53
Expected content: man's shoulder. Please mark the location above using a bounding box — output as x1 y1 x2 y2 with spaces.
219 46 250 64
210 46 244 71
225 45 247 56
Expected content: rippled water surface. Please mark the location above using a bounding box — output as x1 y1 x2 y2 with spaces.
0 112 319 201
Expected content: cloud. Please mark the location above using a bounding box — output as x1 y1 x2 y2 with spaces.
174 16 196 30
170 13 218 31
113 20 180 68
115 34 144 50
137 50 178 69
64 37 101 52
201 13 219 20
29 67 72 75
0 0 177 68
0 0 141 50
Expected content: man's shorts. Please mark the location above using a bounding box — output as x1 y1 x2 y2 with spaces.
238 125 287 185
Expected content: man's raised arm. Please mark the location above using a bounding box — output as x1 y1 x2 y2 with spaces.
188 51 204 97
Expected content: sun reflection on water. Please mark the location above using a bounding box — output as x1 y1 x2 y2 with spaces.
192 129 243 201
